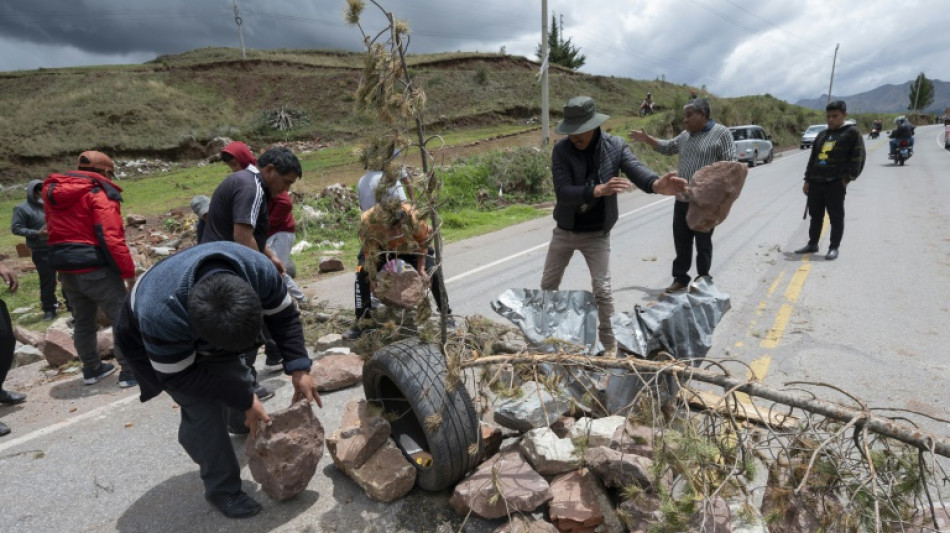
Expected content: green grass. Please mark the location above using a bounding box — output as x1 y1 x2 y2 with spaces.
440 205 548 241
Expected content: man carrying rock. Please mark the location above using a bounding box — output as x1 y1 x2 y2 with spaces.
114 241 321 519
42 151 138 388
544 96 685 354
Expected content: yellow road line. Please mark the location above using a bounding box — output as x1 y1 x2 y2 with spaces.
760 303 795 349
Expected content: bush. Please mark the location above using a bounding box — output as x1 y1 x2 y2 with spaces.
439 147 551 210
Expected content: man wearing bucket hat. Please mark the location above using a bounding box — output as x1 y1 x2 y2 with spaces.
543 96 686 353
630 98 737 293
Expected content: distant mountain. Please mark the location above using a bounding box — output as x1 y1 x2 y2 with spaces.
795 79 950 114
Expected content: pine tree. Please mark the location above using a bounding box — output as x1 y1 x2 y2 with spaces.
908 72 934 112
536 13 586 70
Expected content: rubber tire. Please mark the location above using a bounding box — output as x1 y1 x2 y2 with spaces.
362 338 481 491
764 149 774 164
748 153 757 168
899 158 905 166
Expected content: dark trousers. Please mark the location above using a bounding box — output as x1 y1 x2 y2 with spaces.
31 250 58 313
806 180 847 249
60 269 129 372
0 301 15 387
354 248 450 321
166 354 254 498
672 201 713 284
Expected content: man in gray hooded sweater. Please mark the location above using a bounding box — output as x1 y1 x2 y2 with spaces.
11 179 59 320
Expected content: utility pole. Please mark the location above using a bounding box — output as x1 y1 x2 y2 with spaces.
540 0 550 147
233 0 247 59
826 43 839 107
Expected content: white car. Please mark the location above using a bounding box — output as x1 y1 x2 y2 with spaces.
800 124 827 149
729 125 774 167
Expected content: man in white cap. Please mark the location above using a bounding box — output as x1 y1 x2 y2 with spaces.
543 96 686 354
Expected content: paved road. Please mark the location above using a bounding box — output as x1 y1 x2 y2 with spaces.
1 126 948 532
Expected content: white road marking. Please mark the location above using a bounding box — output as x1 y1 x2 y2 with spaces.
0 393 139 453
444 197 673 284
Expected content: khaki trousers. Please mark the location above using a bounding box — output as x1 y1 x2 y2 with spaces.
540 227 615 350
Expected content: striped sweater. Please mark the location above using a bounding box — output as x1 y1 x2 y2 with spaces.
654 121 737 201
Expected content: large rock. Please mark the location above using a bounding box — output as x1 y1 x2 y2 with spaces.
327 400 391 471
450 451 552 520
375 269 426 308
316 333 346 350
610 420 655 459
479 424 503 462
245 400 324 502
13 325 45 349
688 497 731 532
43 321 78 368
494 515 559 533
348 438 416 502
310 353 363 392
568 416 625 448
686 161 748 232
618 493 662 533
585 446 654 491
548 468 621 532
520 427 580 476
493 381 572 432
14 343 44 368
318 257 345 273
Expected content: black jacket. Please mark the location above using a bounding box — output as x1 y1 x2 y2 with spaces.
551 130 658 233
10 179 49 251
805 124 866 183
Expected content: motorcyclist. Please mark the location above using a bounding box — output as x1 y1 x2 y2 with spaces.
872 119 882 132
889 116 915 157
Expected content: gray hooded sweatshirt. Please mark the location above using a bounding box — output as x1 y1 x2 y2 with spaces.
11 179 49 251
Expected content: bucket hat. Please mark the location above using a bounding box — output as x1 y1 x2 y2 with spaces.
555 96 609 135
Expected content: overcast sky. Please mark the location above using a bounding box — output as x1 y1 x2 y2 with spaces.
1 0 947 103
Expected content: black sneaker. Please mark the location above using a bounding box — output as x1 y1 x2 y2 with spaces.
117 371 138 388
0 421 9 437
43 311 56 321
254 384 274 401
205 491 262 519
82 363 116 385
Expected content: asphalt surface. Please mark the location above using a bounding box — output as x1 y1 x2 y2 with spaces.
1 125 948 532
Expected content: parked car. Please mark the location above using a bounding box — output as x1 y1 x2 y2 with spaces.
729 125 774 167
800 124 827 149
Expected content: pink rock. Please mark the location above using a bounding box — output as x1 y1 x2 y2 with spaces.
43 327 77 368
450 451 552 520
348 438 417 502
97 328 114 359
585 446 654 490
686 161 748 232
548 469 608 532
245 400 325 502
13 325 45 349
375 269 426 308
479 424 503 463
610 421 654 459
327 400 391 471
618 493 661 533
310 353 363 392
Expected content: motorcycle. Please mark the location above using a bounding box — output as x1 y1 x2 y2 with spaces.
868 127 880 139
890 139 913 165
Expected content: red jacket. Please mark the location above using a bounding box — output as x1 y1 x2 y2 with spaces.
42 171 135 279
267 191 296 236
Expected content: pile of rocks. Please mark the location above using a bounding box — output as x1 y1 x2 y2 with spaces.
13 317 114 370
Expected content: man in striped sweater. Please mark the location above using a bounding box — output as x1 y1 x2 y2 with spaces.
630 98 737 293
114 241 320 518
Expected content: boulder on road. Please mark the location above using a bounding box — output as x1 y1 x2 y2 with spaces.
309 353 363 392
348 438 416 502
327 400 391 471
493 381 571 432
43 319 78 368
450 450 552 520
245 400 325 502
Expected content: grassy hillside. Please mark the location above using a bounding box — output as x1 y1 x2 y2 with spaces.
0 46 846 185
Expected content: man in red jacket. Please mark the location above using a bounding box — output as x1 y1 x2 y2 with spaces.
43 151 137 388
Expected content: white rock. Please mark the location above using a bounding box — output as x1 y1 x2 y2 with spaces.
520 428 579 475
569 416 626 448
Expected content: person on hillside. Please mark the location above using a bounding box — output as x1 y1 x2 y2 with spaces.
114 241 320 519
640 92 654 115
344 149 414 339
190 194 210 242
42 151 137 388
630 97 737 293
0 261 26 437
10 180 59 320
200 146 302 400
544 96 686 354
793 100 865 261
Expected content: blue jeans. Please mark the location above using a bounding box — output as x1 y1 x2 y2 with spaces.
889 137 914 154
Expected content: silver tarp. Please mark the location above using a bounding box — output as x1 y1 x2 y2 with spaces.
491 278 731 415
